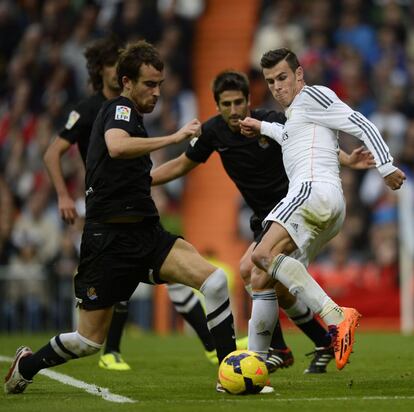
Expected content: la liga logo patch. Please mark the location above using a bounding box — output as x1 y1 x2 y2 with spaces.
115 105 131 121
65 110 80 129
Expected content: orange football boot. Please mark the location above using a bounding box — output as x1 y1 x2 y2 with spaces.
329 307 362 370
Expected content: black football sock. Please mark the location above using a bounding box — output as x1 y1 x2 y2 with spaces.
285 300 331 347
104 301 129 354
209 315 236 364
19 342 66 380
295 317 331 347
180 302 216 352
269 320 289 350
167 283 215 352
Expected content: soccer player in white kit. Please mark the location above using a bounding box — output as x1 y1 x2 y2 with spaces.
240 48 406 370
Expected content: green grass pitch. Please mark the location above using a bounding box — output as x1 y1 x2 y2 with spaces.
1 330 413 412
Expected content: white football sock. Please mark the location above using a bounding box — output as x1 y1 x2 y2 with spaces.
200 268 232 330
50 331 103 360
248 289 278 359
269 254 343 326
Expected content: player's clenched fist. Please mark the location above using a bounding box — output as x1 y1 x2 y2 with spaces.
384 168 406 190
175 119 201 143
239 117 261 138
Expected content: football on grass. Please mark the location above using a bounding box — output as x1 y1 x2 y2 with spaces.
218 350 268 394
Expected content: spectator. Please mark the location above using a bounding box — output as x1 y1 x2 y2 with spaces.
48 228 79 330
250 0 305 72
2 238 47 332
11 188 60 264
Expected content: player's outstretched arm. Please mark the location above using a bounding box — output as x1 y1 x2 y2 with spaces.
384 168 406 190
240 117 285 143
105 119 201 159
43 136 78 225
151 153 199 186
339 146 375 170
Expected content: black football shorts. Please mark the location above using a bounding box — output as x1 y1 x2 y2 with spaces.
250 213 265 241
74 217 179 309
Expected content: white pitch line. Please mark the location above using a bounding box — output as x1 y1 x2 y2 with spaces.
265 396 414 402
166 396 414 403
2 356 413 403
0 355 136 403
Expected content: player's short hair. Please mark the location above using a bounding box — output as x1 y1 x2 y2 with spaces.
116 40 164 88
84 35 122 91
260 48 300 73
212 70 250 104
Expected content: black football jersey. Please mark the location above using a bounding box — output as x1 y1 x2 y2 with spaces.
59 92 106 165
186 109 288 220
85 96 158 221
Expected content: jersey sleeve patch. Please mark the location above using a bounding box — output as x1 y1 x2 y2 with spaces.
115 105 131 121
65 110 80 129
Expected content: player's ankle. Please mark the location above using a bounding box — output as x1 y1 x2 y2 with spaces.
320 304 344 325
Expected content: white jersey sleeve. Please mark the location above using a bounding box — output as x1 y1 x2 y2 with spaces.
302 86 396 178
260 121 284 145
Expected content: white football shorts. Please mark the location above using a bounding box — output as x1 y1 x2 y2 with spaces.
263 181 345 266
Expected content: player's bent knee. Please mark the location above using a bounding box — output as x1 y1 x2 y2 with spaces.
251 247 268 271
250 268 274 290
239 261 252 284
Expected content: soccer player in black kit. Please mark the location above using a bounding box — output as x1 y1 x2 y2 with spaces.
43 35 133 371
5 41 237 396
43 37 225 371
151 70 375 374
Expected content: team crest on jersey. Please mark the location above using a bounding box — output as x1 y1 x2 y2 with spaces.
189 137 198 147
65 110 80 129
258 136 270 149
115 105 131 121
86 287 98 300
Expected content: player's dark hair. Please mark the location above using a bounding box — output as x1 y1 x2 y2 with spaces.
212 70 249 104
116 40 164 88
84 35 122 91
260 48 300 73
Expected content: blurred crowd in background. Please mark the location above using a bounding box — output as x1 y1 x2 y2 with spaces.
0 0 413 332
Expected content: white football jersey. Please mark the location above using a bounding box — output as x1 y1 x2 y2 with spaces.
261 85 396 189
